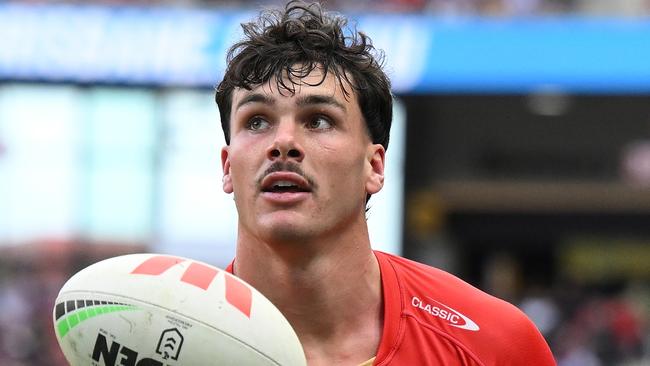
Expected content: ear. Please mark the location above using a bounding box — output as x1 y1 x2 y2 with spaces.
365 144 385 195
221 146 233 194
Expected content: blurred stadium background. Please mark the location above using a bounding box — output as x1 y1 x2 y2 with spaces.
1 0 650 365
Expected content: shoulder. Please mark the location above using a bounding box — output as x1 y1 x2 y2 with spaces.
375 251 555 365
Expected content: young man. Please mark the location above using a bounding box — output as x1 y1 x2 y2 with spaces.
215 1 555 365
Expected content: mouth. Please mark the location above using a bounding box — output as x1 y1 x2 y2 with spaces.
262 180 311 193
260 172 312 194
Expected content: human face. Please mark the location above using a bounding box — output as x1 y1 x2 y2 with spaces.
221 69 385 243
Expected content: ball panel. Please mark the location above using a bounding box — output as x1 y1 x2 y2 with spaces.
53 254 306 366
55 291 283 366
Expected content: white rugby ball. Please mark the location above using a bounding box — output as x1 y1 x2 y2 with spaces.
53 253 306 366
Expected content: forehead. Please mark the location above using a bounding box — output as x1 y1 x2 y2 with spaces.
231 68 358 107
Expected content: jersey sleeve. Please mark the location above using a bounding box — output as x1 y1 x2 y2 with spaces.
373 251 556 366
503 311 556 365
476 300 556 365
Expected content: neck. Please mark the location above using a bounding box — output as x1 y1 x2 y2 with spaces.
233 223 383 365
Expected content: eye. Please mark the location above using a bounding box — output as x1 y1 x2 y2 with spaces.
246 116 270 131
307 115 333 130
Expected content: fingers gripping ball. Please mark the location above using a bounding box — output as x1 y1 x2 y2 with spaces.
53 254 306 366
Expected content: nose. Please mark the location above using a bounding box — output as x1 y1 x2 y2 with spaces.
266 120 304 161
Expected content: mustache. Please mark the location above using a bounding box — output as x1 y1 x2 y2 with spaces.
256 161 317 191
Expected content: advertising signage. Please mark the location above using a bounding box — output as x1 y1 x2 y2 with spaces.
2 3 650 93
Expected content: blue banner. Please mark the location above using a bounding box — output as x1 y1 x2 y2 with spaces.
1 4 649 93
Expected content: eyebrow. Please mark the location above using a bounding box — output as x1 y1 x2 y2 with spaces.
235 92 347 112
296 94 347 112
235 93 276 110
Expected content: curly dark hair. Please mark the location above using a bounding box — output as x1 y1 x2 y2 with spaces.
215 0 392 152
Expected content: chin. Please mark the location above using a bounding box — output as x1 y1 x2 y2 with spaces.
258 218 315 244
269 230 309 245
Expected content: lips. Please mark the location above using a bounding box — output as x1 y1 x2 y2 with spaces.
260 172 311 193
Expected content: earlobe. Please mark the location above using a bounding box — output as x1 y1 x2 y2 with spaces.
221 147 234 194
366 144 385 195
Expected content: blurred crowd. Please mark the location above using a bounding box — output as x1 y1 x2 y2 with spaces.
321 0 650 16
522 282 650 365
0 241 144 366
3 0 650 16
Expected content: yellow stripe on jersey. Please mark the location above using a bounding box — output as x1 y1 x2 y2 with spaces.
357 357 376 366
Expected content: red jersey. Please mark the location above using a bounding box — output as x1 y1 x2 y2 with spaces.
373 250 556 365
228 251 556 365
